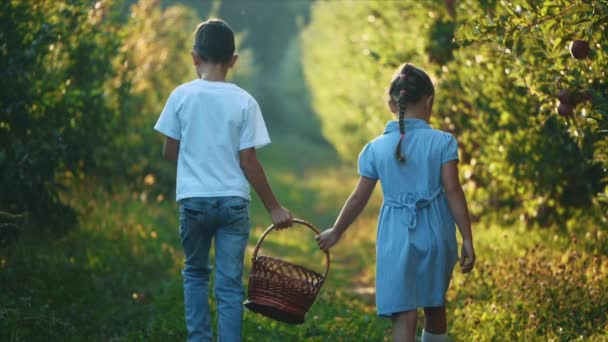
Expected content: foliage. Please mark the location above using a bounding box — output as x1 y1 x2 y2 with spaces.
302 2 427 159
0 0 319 241
0 0 256 236
102 0 200 198
449 0 608 227
0 0 125 230
0 212 24 248
302 0 608 227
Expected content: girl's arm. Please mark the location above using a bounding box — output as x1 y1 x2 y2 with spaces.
315 176 377 251
441 160 475 273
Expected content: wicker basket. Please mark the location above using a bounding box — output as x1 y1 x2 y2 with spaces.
244 219 330 325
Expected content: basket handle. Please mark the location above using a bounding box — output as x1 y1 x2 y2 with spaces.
251 218 330 280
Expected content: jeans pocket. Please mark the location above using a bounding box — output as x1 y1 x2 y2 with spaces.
179 206 207 240
226 198 249 217
221 199 249 234
180 205 205 219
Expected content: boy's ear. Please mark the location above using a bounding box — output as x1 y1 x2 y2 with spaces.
191 51 202 66
425 95 434 110
227 54 239 68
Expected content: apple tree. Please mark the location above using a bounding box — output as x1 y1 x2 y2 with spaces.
302 0 607 227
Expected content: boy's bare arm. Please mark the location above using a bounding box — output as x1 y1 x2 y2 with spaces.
162 137 180 161
441 160 475 272
239 147 293 228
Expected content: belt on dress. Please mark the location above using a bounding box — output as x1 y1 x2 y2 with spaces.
384 187 443 230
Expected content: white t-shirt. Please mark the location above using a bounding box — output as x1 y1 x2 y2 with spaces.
154 79 270 201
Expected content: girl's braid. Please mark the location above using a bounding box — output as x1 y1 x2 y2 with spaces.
395 71 410 163
388 63 433 163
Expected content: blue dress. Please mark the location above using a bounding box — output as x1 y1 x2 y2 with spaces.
358 118 459 316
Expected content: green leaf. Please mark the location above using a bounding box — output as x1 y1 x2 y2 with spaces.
560 3 594 18
552 37 563 52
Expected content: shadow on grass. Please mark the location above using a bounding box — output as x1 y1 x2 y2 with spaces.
0 184 186 340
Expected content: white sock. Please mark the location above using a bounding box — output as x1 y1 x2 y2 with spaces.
421 329 448 342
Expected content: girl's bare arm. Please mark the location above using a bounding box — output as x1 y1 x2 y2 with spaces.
441 160 475 272
315 176 377 251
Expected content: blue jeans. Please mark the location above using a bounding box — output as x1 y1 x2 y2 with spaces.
179 196 251 342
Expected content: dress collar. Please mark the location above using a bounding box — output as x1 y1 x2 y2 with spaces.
383 118 431 134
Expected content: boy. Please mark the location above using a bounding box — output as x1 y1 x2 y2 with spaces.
154 18 293 342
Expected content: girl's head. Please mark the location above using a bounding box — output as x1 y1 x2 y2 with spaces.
192 18 236 65
387 63 435 162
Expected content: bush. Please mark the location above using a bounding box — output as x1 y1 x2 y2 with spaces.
0 0 125 231
0 0 233 234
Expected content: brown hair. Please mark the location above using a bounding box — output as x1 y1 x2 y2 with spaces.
388 63 435 162
193 18 235 63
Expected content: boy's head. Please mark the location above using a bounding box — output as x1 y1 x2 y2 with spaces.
193 18 235 64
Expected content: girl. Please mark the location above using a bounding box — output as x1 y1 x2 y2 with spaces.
315 63 475 342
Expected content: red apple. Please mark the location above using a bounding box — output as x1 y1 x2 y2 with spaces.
557 102 573 117
557 89 574 105
569 40 590 60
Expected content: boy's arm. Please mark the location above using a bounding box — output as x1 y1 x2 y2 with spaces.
441 160 475 273
239 147 293 229
162 137 180 162
315 176 377 251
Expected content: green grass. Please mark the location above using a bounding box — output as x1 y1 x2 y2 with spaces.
2 135 608 341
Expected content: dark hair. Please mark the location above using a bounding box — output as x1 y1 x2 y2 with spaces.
193 18 235 63
388 63 435 162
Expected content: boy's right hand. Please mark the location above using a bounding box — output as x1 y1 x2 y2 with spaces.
271 206 293 230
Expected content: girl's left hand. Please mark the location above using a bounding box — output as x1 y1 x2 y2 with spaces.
315 228 341 252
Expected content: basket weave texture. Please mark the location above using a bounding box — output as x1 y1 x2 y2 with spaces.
244 219 330 325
